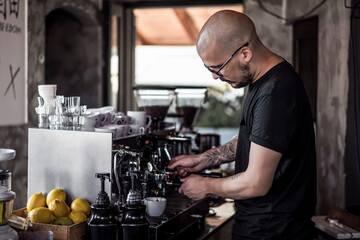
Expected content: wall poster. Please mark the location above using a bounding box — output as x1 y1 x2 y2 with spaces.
0 0 27 126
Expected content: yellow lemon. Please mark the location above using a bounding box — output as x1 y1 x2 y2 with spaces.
48 199 70 217
27 192 46 212
68 210 87 224
46 189 66 207
53 217 73 226
28 207 55 224
71 198 91 216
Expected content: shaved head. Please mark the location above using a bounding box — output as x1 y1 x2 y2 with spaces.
197 10 259 56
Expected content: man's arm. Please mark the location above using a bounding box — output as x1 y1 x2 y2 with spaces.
168 136 238 175
179 142 281 200
203 135 238 168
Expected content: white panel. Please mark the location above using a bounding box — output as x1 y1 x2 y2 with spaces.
0 0 27 125
28 128 112 204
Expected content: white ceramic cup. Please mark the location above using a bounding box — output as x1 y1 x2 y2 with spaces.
113 115 131 125
116 125 130 137
143 197 167 217
104 124 124 139
99 106 116 125
127 111 151 127
38 85 57 105
128 125 145 135
81 112 101 130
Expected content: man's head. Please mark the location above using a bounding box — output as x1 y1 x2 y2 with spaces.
197 10 262 88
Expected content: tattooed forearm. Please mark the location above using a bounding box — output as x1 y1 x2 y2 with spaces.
203 136 238 168
231 172 242 180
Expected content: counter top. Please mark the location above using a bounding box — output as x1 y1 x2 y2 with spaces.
193 201 235 240
312 216 360 239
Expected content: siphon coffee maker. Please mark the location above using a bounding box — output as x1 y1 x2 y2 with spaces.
0 149 18 240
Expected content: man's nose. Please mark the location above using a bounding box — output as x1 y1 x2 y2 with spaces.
211 73 220 80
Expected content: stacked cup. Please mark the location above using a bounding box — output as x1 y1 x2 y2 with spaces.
36 85 57 128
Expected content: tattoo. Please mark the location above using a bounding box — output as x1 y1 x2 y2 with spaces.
204 136 238 168
231 172 242 180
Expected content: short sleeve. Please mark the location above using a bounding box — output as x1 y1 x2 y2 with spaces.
249 94 298 153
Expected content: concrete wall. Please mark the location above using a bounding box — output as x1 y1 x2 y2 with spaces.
0 0 102 209
244 0 292 63
244 0 351 214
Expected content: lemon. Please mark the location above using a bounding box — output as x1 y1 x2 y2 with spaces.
49 199 70 217
28 207 55 224
68 210 87 224
53 217 73 226
71 198 91 216
46 189 66 207
27 192 46 212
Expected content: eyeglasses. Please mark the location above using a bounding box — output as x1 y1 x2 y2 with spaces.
204 42 249 77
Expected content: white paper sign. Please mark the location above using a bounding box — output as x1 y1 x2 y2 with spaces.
0 0 27 126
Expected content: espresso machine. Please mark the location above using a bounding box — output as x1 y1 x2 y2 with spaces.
107 87 211 239
112 132 210 240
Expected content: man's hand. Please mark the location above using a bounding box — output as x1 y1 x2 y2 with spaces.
179 175 208 200
167 154 208 176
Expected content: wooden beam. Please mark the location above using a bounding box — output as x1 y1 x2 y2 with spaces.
136 30 150 45
173 8 198 44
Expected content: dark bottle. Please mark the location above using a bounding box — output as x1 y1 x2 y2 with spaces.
121 173 149 240
88 173 118 240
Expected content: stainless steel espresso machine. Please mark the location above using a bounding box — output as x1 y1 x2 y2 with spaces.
110 87 209 239
27 86 222 240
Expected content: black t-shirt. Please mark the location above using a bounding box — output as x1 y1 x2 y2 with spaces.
233 61 316 240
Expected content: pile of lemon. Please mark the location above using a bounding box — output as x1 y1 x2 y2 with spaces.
26 188 91 225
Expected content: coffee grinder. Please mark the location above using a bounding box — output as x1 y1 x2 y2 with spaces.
0 149 18 240
174 87 218 153
133 87 175 132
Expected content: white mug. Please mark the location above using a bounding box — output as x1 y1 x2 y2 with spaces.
116 125 130 137
127 111 151 127
81 112 100 130
113 115 131 125
128 125 145 135
142 197 167 217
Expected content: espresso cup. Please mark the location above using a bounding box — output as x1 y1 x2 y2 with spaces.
128 125 145 135
142 197 167 217
113 115 131 125
80 112 100 131
127 111 151 127
116 125 130 137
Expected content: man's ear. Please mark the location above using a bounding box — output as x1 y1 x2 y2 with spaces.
242 48 252 63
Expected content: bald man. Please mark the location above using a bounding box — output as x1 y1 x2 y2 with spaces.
168 10 316 240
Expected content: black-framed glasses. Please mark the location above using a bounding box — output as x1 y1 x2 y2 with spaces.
204 42 249 77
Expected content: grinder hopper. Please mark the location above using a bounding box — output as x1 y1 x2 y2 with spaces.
175 88 207 132
133 87 175 131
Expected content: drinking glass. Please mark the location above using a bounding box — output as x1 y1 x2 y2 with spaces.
64 97 81 130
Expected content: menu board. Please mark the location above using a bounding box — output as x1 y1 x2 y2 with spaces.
0 0 27 126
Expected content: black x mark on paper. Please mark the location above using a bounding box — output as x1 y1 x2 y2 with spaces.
4 65 20 99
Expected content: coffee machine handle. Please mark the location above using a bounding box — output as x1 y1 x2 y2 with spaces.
163 144 171 161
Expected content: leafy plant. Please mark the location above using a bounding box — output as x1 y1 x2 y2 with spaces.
195 86 244 128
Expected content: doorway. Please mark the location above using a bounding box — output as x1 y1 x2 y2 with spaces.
293 16 318 122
